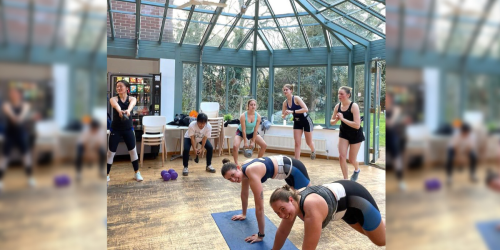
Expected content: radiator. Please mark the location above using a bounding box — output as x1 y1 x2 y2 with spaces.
263 135 327 154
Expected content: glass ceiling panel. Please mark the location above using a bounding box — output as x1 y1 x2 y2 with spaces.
329 32 345 47
258 0 271 16
256 35 267 51
33 9 56 46
259 18 277 28
222 24 253 49
304 24 326 47
242 33 254 50
350 10 384 33
281 27 307 49
77 18 104 50
335 1 362 14
222 19 254 48
183 13 210 45
261 29 287 50
268 0 294 15
370 3 386 17
277 17 299 27
206 14 238 47
447 21 476 55
161 16 185 43
309 0 324 10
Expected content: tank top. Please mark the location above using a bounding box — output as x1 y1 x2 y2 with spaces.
299 185 337 229
6 104 24 133
238 112 258 134
241 157 275 183
286 96 307 119
111 96 133 131
338 102 361 133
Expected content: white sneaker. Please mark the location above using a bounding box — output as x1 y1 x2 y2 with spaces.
107 175 110 182
28 177 36 188
134 172 143 182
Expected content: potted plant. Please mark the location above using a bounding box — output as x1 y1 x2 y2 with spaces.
224 114 233 122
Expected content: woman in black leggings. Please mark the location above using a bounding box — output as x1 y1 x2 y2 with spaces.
107 80 142 182
0 87 34 191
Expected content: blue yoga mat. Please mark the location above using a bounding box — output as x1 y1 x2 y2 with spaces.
476 220 500 250
212 208 299 250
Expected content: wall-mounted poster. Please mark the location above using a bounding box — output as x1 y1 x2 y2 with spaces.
137 85 144 93
130 85 137 93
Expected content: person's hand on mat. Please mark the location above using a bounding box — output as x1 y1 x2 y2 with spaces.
245 234 263 244
231 214 246 221
336 112 344 120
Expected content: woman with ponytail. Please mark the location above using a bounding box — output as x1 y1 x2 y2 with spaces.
220 156 311 244
269 180 385 249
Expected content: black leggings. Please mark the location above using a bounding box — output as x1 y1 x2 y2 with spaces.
183 138 213 168
446 148 476 177
76 144 105 174
1 130 32 179
107 129 139 174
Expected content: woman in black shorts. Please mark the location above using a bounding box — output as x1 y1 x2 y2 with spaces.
281 84 316 160
330 87 365 181
269 180 385 249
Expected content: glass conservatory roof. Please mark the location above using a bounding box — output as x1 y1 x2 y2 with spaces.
107 0 386 51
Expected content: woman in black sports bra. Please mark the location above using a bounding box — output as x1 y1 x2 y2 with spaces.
330 86 365 181
269 182 385 249
221 156 311 244
281 84 316 160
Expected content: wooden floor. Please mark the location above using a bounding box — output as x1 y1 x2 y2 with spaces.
386 166 500 250
107 152 386 250
0 165 107 250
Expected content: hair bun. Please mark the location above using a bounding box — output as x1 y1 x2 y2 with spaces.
222 158 231 164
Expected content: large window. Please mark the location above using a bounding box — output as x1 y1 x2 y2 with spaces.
202 64 227 113
331 66 349 106
355 64 365 114
226 67 251 118
182 63 197 114
256 68 270 118
273 67 327 126
300 67 326 125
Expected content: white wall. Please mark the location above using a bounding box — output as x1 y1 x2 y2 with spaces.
159 59 175 121
107 58 159 75
53 64 69 129
424 67 440 132
260 125 365 162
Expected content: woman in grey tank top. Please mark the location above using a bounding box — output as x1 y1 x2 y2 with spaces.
268 181 385 249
